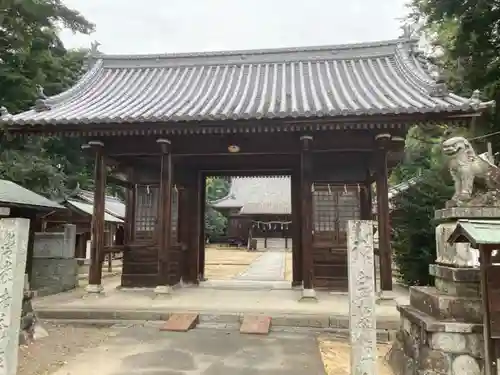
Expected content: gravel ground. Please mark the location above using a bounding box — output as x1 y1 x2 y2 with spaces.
17 322 120 375
318 336 393 375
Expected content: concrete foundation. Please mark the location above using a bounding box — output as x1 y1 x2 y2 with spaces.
389 208 494 375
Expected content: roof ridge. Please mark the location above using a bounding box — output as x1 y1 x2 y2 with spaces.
94 38 408 61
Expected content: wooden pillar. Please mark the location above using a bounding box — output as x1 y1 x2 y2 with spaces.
187 173 200 283
86 140 106 293
291 170 303 287
359 181 373 220
197 172 206 281
155 138 173 294
178 173 198 284
375 134 392 291
124 168 136 244
300 135 316 299
25 214 36 284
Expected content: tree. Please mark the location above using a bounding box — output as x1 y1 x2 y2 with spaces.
391 127 455 285
0 0 95 197
408 0 500 139
389 0 500 286
204 177 230 238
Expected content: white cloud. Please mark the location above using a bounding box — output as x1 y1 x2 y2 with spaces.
59 0 411 54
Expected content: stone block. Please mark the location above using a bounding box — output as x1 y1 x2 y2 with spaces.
410 287 482 323
398 305 483 334
271 315 328 328
430 265 481 297
160 313 199 332
435 207 500 221
418 347 452 374
31 258 78 296
435 223 479 267
240 315 271 335
451 354 481 375
429 264 480 283
33 226 76 259
430 332 483 358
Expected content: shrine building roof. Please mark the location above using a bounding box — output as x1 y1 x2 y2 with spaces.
212 177 291 215
0 38 492 127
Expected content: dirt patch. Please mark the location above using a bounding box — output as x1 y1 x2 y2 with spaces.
204 248 261 279
318 337 393 375
17 322 119 375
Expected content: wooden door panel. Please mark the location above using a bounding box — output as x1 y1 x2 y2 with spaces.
311 184 360 290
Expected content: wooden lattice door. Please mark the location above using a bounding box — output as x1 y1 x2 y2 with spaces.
312 184 360 289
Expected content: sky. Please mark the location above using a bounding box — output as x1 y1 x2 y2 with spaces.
59 0 411 55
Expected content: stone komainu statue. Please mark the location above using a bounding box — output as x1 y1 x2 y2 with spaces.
442 136 500 207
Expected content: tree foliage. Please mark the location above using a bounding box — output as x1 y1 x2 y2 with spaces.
204 177 230 237
390 0 500 286
0 0 95 197
391 127 455 285
409 0 500 138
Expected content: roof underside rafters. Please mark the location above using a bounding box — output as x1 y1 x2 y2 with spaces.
0 38 493 128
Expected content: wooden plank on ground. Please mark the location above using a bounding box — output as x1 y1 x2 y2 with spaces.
240 315 272 335
160 313 199 332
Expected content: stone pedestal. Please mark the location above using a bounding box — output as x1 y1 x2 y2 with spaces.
388 208 500 375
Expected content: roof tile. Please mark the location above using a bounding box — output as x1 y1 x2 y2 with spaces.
1 39 484 126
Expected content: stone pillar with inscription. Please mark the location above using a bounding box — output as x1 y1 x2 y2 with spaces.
389 207 491 375
347 220 377 375
0 218 30 375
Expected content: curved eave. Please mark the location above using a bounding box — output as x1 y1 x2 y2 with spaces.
0 39 493 127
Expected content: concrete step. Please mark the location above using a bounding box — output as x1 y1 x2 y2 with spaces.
36 309 399 337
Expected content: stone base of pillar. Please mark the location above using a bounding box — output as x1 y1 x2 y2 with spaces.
291 281 303 288
154 285 172 295
85 284 103 294
376 290 398 305
299 288 317 302
389 208 486 375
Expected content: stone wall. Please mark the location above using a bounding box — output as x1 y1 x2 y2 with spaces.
389 307 483 375
31 224 78 296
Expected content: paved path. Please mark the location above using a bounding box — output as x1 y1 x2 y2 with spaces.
235 250 286 281
50 325 326 375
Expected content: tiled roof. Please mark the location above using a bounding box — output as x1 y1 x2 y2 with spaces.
66 199 123 223
0 38 489 126
76 190 126 219
213 177 291 215
0 179 64 210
